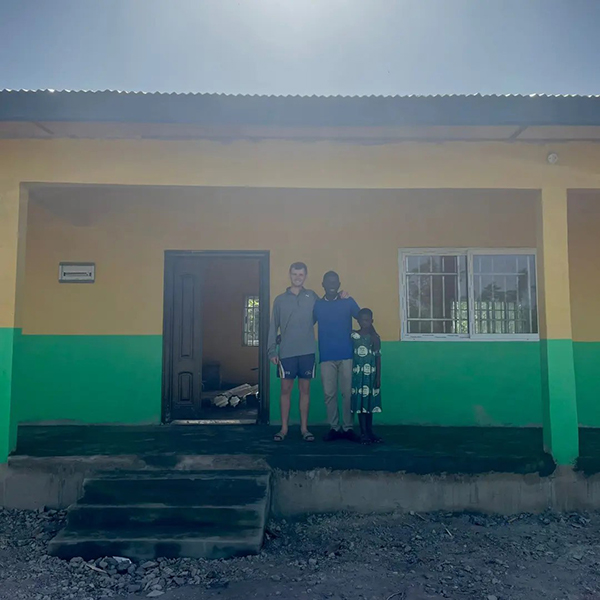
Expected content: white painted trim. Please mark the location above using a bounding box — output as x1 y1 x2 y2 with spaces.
401 335 539 342
398 248 540 342
399 247 537 255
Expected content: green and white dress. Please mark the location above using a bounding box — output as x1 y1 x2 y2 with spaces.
351 332 382 414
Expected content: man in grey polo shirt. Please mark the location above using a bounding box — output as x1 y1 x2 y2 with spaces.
268 262 319 442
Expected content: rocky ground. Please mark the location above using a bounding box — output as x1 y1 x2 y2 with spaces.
1 508 600 600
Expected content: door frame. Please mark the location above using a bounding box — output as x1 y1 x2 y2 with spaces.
162 250 270 425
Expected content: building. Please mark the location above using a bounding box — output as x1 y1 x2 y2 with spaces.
2 90 600 470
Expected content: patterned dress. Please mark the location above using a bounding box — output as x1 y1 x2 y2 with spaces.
350 332 382 414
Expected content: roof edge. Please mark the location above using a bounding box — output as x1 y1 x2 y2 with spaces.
3 89 600 128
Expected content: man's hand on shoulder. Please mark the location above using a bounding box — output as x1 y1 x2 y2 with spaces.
340 290 350 299
270 356 279 365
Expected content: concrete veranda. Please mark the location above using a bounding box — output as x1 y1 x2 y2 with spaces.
12 424 555 476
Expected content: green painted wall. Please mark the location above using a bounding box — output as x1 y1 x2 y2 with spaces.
0 327 15 461
574 342 600 427
9 336 545 430
539 339 579 465
271 341 543 427
13 334 162 424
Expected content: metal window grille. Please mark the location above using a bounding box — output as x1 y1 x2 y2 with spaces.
400 249 538 340
472 254 538 335
406 255 469 334
243 295 260 346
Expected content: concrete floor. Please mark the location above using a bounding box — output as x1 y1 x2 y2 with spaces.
13 424 555 476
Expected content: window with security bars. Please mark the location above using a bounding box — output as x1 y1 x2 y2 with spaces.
243 295 260 346
472 254 537 335
400 250 538 340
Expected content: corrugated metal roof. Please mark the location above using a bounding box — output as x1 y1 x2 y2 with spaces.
2 89 600 127
2 89 600 97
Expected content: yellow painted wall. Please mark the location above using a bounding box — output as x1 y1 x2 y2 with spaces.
568 191 600 342
22 186 538 340
4 138 600 191
2 137 600 331
536 188 573 340
0 182 24 329
2 136 600 333
202 258 259 385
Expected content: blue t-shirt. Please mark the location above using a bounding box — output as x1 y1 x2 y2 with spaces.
313 296 361 362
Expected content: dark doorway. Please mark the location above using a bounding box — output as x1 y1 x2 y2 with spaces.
162 251 270 424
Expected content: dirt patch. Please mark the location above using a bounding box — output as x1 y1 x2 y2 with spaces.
1 507 600 599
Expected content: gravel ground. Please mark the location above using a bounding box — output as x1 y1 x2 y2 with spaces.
1 508 600 600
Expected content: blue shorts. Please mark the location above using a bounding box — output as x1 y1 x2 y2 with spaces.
278 354 316 380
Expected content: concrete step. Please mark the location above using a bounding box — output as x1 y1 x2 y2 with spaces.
66 504 265 531
48 527 264 561
80 470 270 506
49 470 271 560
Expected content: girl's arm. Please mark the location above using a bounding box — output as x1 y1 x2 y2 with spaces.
373 334 381 389
372 332 381 351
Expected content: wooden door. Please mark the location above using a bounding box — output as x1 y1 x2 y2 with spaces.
168 256 204 420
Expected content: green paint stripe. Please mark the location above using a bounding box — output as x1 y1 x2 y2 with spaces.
271 341 543 427
13 334 163 425
540 339 579 465
574 342 600 427
0 327 16 462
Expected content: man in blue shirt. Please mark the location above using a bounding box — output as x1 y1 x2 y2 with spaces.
313 271 361 442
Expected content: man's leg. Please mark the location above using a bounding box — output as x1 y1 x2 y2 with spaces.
339 359 354 432
320 361 341 432
276 357 296 438
277 378 294 437
298 378 312 436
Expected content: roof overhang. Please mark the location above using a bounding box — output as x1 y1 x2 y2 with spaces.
3 90 600 142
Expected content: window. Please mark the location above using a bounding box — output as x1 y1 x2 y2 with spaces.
243 295 260 346
399 249 538 340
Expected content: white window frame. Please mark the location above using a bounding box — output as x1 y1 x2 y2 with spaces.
398 248 539 342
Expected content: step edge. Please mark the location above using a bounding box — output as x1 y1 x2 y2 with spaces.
69 503 267 510
78 500 267 507
82 480 270 489
83 472 272 481
50 531 265 543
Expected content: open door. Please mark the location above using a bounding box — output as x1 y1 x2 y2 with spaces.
162 251 270 424
165 255 205 421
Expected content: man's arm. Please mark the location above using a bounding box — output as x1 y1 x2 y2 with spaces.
349 297 361 319
267 298 280 362
313 296 323 325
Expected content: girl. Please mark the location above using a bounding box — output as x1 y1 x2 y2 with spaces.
351 308 382 444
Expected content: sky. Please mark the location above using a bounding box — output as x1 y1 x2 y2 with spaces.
1 0 599 96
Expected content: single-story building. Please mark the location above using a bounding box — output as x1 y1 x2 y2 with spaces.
2 90 600 468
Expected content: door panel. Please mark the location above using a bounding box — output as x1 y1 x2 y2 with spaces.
171 257 204 420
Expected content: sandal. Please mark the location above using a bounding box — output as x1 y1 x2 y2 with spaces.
273 432 286 442
302 432 315 442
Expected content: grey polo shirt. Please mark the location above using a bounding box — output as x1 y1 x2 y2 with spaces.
267 287 319 360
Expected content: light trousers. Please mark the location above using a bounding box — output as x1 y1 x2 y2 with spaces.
320 359 353 431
